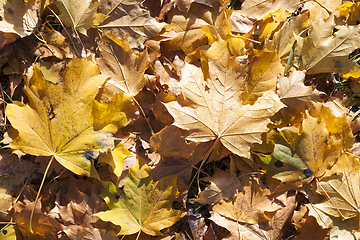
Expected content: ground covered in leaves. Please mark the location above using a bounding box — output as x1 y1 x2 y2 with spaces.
1 0 360 239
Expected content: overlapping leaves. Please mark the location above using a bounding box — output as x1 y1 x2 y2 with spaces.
5 58 134 176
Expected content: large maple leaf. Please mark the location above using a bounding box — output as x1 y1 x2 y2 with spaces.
5 57 134 176
95 157 185 236
163 50 284 159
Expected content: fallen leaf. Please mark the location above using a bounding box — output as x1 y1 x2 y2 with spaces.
212 175 282 225
53 0 108 36
98 142 132 177
172 0 226 13
238 0 301 20
164 50 284 159
98 0 166 49
309 153 360 223
195 168 241 205
95 157 185 236
0 151 37 217
294 14 360 77
258 111 343 191
241 48 284 105
5 57 133 176
293 214 329 240
0 224 16 240
96 32 149 97
14 198 61 239
161 3 218 57
0 0 39 38
150 125 196 159
264 10 311 62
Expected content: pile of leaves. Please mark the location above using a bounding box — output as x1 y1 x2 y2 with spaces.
2 0 360 239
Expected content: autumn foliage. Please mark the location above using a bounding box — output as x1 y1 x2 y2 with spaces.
1 0 360 239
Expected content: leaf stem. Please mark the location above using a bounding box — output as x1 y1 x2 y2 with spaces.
189 138 221 193
29 155 54 234
135 230 141 240
315 176 346 220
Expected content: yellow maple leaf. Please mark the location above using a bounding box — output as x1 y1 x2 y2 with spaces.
5 57 134 176
164 50 284 159
95 157 185 236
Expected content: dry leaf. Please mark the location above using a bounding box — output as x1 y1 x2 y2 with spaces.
96 32 149 98
98 0 166 49
164 50 284 159
212 175 282 225
53 0 108 36
195 168 241 205
294 14 360 77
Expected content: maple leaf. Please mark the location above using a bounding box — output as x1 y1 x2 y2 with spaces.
264 9 311 62
212 175 282 225
0 0 39 38
238 0 301 20
97 0 166 49
95 157 185 236
211 190 296 239
96 32 149 97
259 9 291 42
4 57 134 176
98 142 132 177
241 48 284 105
308 153 360 224
171 0 226 13
14 198 61 239
276 71 322 125
201 9 249 60
53 0 108 36
161 3 220 58
163 50 284 159
195 168 241 205
277 71 322 104
0 151 37 218
258 111 344 191
0 224 15 240
294 14 360 77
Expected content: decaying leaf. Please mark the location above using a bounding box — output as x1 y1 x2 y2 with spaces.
14 198 61 239
164 50 284 159
5 57 134 176
95 157 185 236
